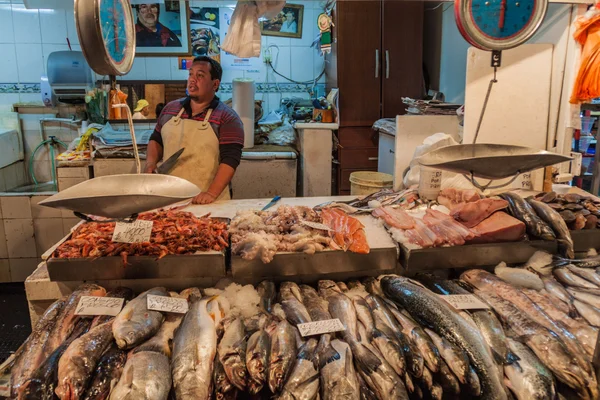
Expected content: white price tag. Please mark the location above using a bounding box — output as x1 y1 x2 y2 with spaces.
75 296 124 316
112 220 153 243
297 319 346 337
440 294 489 310
147 294 189 314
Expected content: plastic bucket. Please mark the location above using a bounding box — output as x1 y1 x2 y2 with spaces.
581 116 596 134
349 171 393 196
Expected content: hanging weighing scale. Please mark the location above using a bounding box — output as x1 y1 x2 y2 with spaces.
416 0 568 191
40 0 201 219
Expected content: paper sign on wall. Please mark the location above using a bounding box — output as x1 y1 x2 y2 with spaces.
440 294 489 310
147 294 189 314
297 319 345 337
112 220 153 243
75 296 125 316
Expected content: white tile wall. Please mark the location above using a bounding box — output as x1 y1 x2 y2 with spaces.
39 9 68 44
11 4 41 44
16 43 44 82
0 3 15 43
0 1 327 115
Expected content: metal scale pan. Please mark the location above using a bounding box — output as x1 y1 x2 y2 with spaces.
39 174 200 218
418 144 572 189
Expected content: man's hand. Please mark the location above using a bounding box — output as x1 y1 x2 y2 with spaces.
144 163 157 174
193 192 217 204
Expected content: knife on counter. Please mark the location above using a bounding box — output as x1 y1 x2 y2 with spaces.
157 148 185 174
262 195 281 211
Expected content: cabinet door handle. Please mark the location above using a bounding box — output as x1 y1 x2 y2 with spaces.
375 49 379 78
368 157 379 161
385 50 390 79
389 149 395 154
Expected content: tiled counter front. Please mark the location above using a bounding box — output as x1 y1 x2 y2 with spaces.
0 195 78 282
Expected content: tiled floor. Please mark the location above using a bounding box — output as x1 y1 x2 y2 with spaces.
0 283 30 364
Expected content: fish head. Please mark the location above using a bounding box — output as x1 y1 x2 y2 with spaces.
116 330 137 349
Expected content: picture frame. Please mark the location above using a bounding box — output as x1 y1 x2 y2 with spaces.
189 6 221 62
260 4 304 39
131 1 191 57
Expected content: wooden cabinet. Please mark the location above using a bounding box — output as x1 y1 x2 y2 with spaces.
327 0 423 193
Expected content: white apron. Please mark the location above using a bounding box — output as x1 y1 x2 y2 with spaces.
161 108 231 200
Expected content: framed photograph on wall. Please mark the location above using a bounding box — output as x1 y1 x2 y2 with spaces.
131 1 191 56
189 6 220 62
260 4 304 39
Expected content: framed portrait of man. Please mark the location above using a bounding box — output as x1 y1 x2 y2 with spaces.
260 4 303 39
131 1 191 56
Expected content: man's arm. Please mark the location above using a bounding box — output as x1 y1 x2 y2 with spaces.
193 163 235 204
144 139 163 173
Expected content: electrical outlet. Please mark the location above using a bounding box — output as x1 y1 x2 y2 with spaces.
263 50 271 64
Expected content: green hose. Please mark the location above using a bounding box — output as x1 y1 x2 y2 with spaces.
30 137 68 189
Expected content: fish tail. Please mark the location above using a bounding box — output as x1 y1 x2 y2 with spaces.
349 340 381 374
318 344 341 370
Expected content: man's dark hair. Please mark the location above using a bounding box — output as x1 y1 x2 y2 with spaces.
193 56 223 81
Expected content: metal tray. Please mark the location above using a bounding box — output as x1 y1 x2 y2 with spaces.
570 230 600 253
47 251 226 281
231 247 398 282
418 144 572 180
39 174 200 218
399 240 557 272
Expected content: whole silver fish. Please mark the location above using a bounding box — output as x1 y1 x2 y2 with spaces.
542 275 578 317
279 339 320 400
257 280 276 312
112 287 168 349
390 308 441 373
528 199 574 258
567 265 600 287
437 360 461 396
328 294 359 341
172 296 220 400
218 317 248 391
365 294 424 378
56 321 114 400
280 282 304 302
108 351 172 400
281 299 312 326
83 346 127 400
318 280 344 299
424 328 469 385
504 338 556 400
471 310 518 365
573 300 600 327
371 328 406 377
299 285 331 322
462 269 592 377
568 288 600 308
353 297 375 342
320 340 360 400
337 282 350 293
523 288 597 358
476 290 596 399
246 330 270 395
555 268 599 289
494 264 544 290
381 276 507 400
269 319 297 393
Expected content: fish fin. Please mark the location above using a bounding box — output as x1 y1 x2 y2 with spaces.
504 351 520 365
318 345 341 370
350 342 380 374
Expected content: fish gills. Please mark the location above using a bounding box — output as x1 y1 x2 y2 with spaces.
218 318 248 391
381 276 507 400
112 287 168 349
56 321 115 400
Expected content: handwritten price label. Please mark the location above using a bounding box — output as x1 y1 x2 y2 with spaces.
112 220 153 244
301 220 333 232
440 294 489 310
75 296 124 316
297 319 346 337
147 294 189 314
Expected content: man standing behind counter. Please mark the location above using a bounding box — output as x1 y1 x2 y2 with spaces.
145 56 245 204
